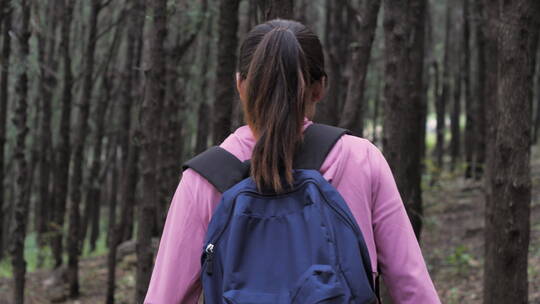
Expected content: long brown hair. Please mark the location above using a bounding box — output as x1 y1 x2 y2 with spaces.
238 19 326 193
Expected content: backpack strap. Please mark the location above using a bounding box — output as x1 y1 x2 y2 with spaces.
182 146 250 193
294 123 350 170
182 123 350 193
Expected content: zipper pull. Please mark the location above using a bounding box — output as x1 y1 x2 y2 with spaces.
205 243 215 275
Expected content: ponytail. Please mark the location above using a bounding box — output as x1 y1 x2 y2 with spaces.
238 19 326 193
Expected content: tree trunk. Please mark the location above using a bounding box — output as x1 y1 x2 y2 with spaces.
483 0 536 302
135 0 167 301
258 0 293 20
86 22 121 251
67 0 101 296
339 0 381 137
10 0 30 302
212 0 239 144
52 0 75 268
534 48 540 143
316 0 349 126
372 73 381 145
473 0 486 179
35 0 60 267
382 0 427 239
435 2 452 170
480 1 499 299
118 140 139 243
117 0 145 244
106 136 119 304
0 0 11 261
528 5 539 144
463 0 475 178
450 27 462 171
195 12 213 154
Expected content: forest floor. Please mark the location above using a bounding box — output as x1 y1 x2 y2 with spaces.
422 144 540 304
0 146 539 304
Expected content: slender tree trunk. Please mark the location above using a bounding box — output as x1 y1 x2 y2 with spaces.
135 0 167 301
382 0 427 239
212 0 239 144
35 0 60 267
474 0 486 179
258 0 293 20
0 0 11 261
483 0 536 302
317 0 349 125
52 0 75 268
419 1 432 177
87 20 124 251
118 0 145 244
83 82 109 251
480 2 499 299
339 0 381 136
435 2 452 170
463 0 475 178
372 73 381 145
528 5 539 144
195 13 213 154
534 48 540 143
10 0 30 302
106 136 119 304
80 0 118 242
450 40 462 171
67 0 101 296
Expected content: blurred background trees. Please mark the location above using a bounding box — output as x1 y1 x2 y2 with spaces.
0 0 539 303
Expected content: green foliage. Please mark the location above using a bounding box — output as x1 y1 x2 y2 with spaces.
0 232 54 278
446 245 474 275
0 210 110 278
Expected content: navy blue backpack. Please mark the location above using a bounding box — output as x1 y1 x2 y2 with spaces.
183 124 378 304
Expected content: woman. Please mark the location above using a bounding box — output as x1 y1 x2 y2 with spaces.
144 19 440 304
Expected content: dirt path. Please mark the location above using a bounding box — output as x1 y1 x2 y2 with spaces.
422 144 540 303
1 146 539 303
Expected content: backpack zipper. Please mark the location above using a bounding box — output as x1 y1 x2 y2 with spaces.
205 243 215 275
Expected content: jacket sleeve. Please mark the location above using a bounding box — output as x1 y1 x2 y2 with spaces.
368 142 441 303
144 170 206 304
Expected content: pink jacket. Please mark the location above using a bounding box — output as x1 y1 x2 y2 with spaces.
144 118 441 303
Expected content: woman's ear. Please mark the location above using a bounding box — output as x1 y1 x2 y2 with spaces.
236 72 247 103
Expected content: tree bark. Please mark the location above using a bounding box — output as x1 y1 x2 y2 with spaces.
372 73 382 145
480 1 499 299
0 0 11 261
258 0 293 20
528 4 539 144
463 0 475 178
195 12 213 154
450 21 462 171
473 0 486 179
339 0 381 137
212 0 239 144
435 2 452 170
483 0 536 302
117 0 145 244
35 0 60 267
106 136 119 304
382 0 427 239
534 48 540 143
10 0 30 302
67 0 101 296
135 0 167 301
51 0 75 268
316 0 349 126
